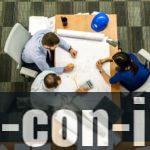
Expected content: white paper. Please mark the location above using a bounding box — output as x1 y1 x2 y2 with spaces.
57 29 105 42
56 36 111 92
29 16 55 35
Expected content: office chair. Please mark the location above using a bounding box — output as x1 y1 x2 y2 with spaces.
134 49 150 92
137 49 150 68
4 23 38 78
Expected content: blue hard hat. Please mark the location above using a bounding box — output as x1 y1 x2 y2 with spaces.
91 12 109 32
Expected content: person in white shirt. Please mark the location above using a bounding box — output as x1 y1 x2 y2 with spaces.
31 70 62 110
30 71 88 110
31 70 61 92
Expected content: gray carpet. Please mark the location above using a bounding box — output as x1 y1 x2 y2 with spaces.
0 0 149 91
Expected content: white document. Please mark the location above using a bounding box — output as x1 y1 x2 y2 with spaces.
75 12 90 15
29 16 55 35
56 36 111 92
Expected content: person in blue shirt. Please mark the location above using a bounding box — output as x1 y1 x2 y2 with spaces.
96 51 150 91
22 29 77 74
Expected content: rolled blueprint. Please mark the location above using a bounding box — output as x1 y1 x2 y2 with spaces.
56 29 105 41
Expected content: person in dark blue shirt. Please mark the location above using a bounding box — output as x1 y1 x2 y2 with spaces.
96 51 150 91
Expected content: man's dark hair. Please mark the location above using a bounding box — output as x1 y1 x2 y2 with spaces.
42 32 60 47
44 73 61 89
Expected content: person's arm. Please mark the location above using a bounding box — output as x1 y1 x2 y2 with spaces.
58 36 71 52
76 87 89 93
96 61 111 83
97 56 113 64
99 68 111 84
96 61 120 84
58 37 77 58
100 68 121 85
33 55 75 74
33 56 65 74
109 72 121 84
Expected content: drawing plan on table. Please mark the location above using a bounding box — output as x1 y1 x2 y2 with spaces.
55 30 111 92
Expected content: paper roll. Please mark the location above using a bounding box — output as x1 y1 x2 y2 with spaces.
57 29 105 41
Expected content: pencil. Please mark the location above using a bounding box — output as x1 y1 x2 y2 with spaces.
73 77 79 89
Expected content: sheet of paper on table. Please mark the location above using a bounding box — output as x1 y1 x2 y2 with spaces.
55 37 111 92
29 16 55 35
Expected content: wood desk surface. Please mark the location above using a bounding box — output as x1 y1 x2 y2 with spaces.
55 14 120 93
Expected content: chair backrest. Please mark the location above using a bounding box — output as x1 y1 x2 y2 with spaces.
121 76 150 92
138 49 150 68
138 49 150 62
4 23 31 65
135 76 150 92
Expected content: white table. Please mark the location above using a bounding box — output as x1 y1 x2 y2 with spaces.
55 35 111 92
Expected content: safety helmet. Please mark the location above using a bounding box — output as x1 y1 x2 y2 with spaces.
91 12 109 32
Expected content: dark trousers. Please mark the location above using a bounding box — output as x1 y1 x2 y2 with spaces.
22 51 55 74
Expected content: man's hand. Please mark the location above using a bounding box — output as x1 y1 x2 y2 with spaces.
64 63 74 73
76 87 89 93
70 48 77 58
